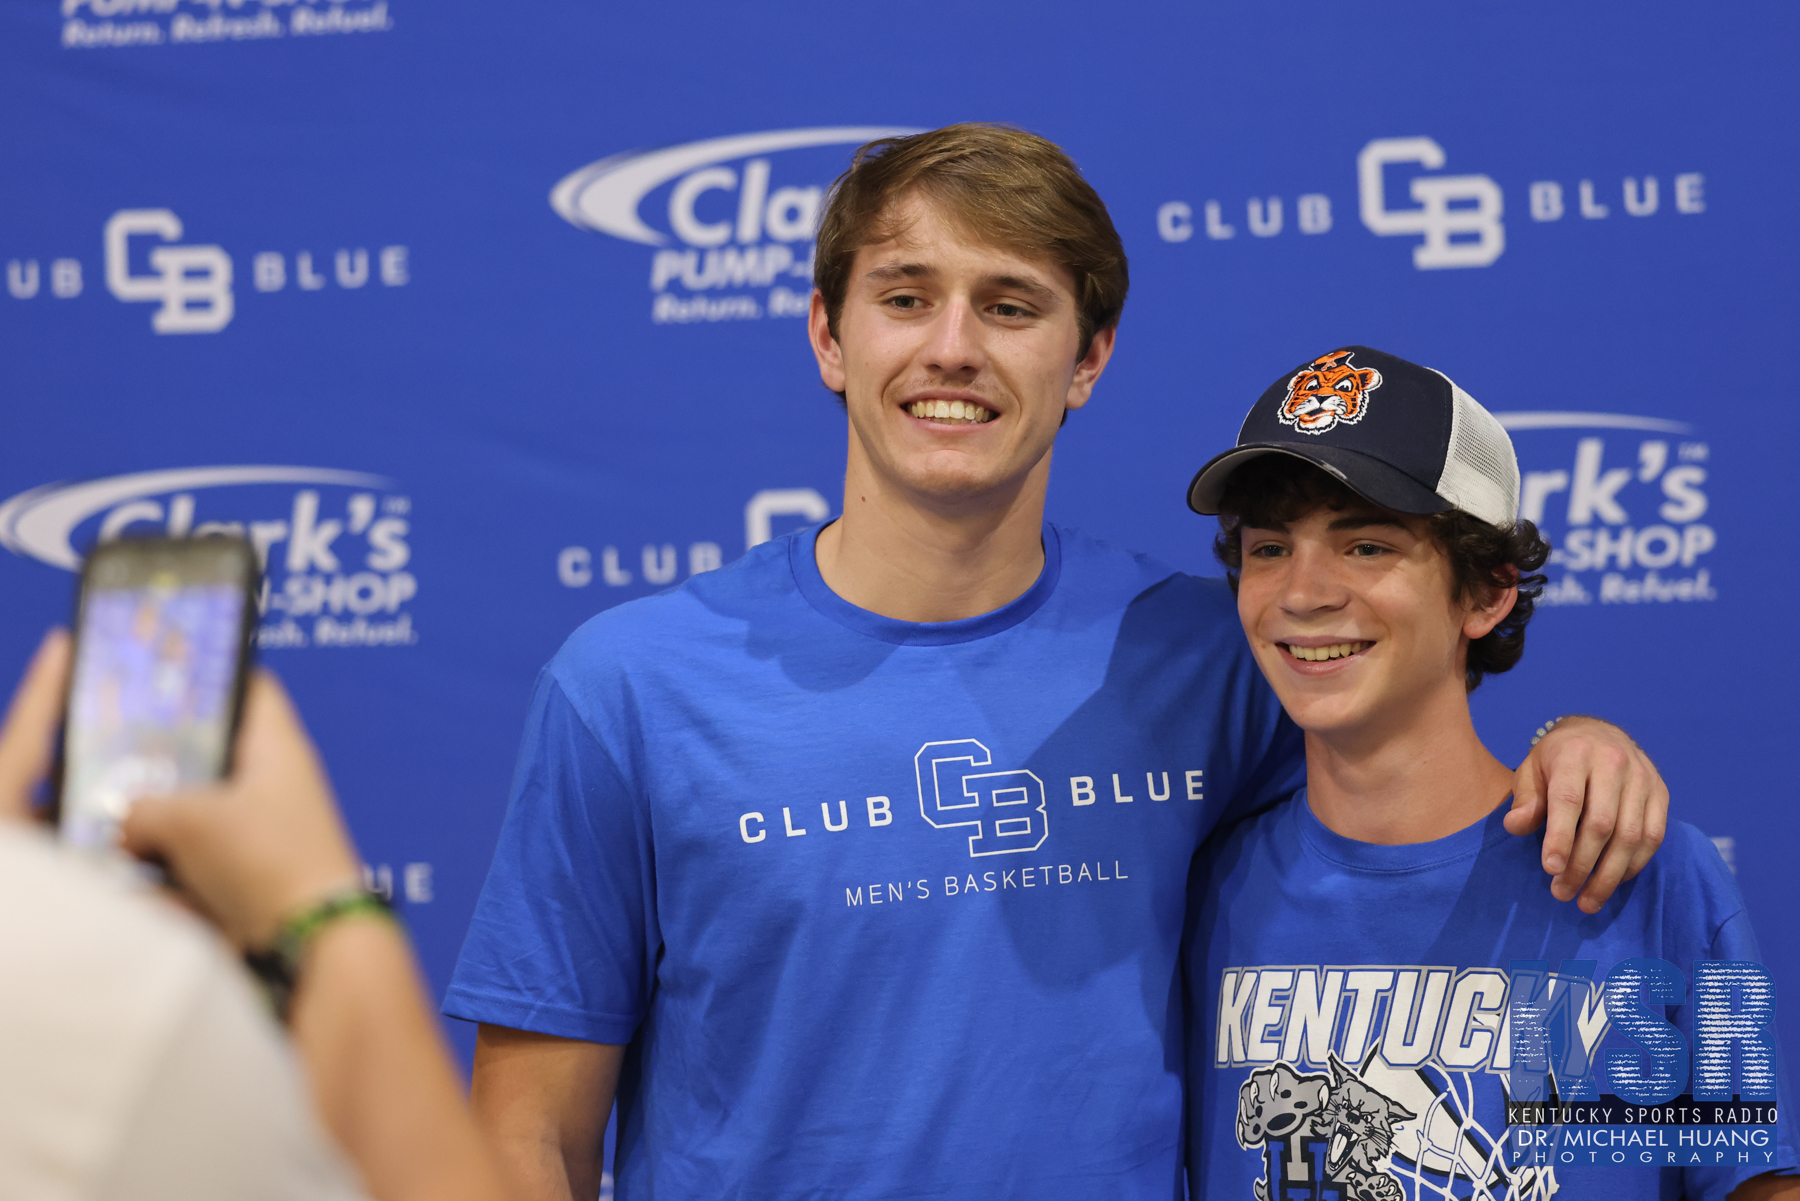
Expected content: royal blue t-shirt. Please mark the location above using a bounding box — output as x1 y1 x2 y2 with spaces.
1188 794 1798 1201
446 523 1303 1199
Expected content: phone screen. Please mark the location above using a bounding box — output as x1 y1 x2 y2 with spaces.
61 539 255 851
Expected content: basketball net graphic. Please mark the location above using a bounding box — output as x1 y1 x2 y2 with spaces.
1355 1051 1559 1201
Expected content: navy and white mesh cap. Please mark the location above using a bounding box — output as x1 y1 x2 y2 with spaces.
1186 345 1520 529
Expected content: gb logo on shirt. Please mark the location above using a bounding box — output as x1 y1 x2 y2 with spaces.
915 740 1049 857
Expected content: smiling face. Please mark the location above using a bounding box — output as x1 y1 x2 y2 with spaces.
808 193 1114 513
1235 499 1514 742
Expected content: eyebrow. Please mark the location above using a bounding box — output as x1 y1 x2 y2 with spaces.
1327 513 1410 532
864 261 933 283
862 263 1061 305
986 273 1058 303
1241 511 1410 535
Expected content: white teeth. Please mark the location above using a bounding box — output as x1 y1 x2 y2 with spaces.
1288 641 1369 661
906 400 995 424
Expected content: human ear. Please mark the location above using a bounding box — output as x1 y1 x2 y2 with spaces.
1065 324 1116 413
809 289 847 394
1463 581 1519 640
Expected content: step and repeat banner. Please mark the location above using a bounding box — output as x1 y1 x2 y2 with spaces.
2 2 1793 1069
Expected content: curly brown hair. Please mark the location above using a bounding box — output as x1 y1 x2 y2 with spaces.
1212 455 1550 691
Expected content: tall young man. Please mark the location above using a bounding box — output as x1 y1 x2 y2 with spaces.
448 127 1668 1199
1185 346 1794 1200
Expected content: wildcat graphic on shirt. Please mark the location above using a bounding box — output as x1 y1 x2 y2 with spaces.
1237 1056 1420 1201
1229 1052 1558 1201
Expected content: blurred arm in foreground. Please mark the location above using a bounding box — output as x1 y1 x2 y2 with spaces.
119 665 513 1201
0 629 511 1201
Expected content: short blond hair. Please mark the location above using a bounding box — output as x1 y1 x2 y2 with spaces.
814 124 1129 360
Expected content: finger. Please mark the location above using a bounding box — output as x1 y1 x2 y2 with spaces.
1576 761 1647 911
1504 756 1546 835
1554 745 1628 901
120 793 245 941
231 670 325 784
118 793 188 863
1623 770 1669 881
232 671 355 865
1535 744 1589 881
1575 834 1636 914
0 630 73 819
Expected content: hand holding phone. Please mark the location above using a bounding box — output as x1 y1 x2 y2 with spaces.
120 672 364 949
58 536 258 850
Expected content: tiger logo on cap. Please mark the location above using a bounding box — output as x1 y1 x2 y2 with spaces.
1277 350 1382 435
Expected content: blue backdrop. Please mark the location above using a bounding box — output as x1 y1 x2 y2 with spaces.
3 0 1793 1081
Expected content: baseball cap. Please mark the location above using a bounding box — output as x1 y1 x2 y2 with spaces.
1186 345 1520 529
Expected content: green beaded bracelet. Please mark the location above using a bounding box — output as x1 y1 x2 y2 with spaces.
245 886 397 1023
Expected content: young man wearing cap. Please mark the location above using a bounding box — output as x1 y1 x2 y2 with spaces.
1185 347 1796 1201
450 129 1669 1201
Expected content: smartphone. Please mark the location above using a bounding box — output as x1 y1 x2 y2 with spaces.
56 535 259 851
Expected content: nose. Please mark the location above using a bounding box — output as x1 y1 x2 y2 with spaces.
1278 540 1350 618
922 294 988 379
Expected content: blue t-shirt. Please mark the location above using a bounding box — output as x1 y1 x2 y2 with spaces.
446 522 1303 1199
1187 794 1798 1201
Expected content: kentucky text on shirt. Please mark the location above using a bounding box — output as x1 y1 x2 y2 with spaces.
1214 959 1777 1105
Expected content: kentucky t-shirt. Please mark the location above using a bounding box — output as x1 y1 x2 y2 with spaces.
446 522 1303 1199
1188 794 1798 1201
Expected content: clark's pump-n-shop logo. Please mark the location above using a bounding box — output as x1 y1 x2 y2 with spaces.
1493 412 1717 608
550 126 916 326
60 0 393 51
0 467 418 650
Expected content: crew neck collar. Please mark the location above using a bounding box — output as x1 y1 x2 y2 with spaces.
789 521 1062 646
1294 789 1515 875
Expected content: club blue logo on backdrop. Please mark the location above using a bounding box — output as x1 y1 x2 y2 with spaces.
105 210 235 333
1359 137 1505 269
914 740 1049 858
549 127 916 326
555 486 832 593
60 0 393 50
1156 136 1705 271
1 208 411 332
1496 413 1716 607
0 466 419 648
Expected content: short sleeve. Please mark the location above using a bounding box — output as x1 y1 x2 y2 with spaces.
443 670 659 1044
